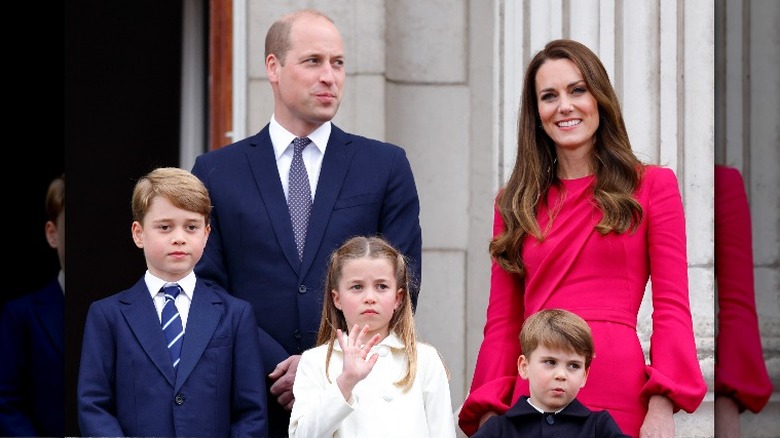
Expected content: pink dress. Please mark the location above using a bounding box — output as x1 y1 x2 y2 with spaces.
459 166 706 437
714 165 772 412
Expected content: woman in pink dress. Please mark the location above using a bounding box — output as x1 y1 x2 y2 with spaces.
458 39 706 438
714 165 773 437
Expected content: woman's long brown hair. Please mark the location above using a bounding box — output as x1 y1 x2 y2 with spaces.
491 39 643 276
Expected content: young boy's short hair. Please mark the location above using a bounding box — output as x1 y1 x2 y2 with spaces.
520 308 595 369
131 167 212 224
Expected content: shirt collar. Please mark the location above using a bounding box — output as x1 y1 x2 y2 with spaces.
269 115 330 159
527 397 568 415
144 270 197 301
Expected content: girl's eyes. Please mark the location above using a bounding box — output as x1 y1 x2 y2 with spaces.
348 284 390 292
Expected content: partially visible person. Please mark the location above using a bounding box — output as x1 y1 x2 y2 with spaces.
191 8 422 436
714 165 773 438
289 236 454 438
473 308 630 438
77 167 267 437
0 173 65 437
459 39 706 438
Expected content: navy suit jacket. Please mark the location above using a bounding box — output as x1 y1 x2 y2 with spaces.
191 124 422 366
77 277 267 438
0 279 64 437
471 397 631 438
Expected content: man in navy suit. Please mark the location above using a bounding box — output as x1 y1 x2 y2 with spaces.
0 174 64 437
192 8 423 437
77 168 267 437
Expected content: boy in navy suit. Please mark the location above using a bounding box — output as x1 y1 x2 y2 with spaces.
77 167 267 437
472 309 630 438
0 174 65 437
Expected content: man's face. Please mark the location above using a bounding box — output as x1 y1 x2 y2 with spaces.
267 14 345 136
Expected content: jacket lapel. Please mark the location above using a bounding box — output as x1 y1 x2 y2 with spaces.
245 128 302 271
300 125 354 276
120 279 176 386
175 280 223 390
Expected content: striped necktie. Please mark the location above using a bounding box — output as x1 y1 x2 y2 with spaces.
160 283 184 371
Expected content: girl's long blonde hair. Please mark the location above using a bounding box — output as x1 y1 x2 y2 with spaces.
316 236 418 391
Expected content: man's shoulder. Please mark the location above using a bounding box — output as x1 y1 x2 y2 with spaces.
202 130 267 156
332 125 403 151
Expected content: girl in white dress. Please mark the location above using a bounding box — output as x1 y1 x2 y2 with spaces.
289 236 456 438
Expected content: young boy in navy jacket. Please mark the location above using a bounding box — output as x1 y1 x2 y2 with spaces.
472 309 630 438
77 167 267 437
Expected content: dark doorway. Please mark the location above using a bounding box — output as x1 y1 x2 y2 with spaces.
65 1 188 434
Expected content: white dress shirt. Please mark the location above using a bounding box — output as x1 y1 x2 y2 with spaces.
144 270 196 330
269 115 330 201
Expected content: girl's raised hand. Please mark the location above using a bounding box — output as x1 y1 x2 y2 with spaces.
335 324 382 401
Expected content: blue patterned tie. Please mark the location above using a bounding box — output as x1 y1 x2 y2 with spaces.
288 137 313 260
161 284 184 371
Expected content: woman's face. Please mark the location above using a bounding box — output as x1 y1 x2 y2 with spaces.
535 58 599 153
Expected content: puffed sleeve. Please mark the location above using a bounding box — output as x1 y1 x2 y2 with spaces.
714 165 772 412
458 199 526 436
639 166 707 412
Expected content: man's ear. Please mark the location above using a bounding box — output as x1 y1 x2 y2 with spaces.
266 54 280 82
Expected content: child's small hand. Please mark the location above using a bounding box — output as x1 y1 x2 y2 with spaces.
335 324 381 402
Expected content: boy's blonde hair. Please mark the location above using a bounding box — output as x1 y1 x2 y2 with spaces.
317 235 418 391
131 167 212 224
521 308 595 369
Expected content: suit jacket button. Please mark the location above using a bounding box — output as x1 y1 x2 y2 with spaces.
175 394 185 405
294 329 301 340
298 285 307 294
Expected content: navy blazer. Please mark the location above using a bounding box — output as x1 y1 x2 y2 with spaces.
77 277 267 438
471 396 631 438
191 123 422 366
0 279 64 437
